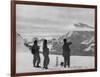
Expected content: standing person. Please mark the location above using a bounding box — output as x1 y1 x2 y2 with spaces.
43 39 50 69
32 40 41 67
24 40 41 68
62 39 72 68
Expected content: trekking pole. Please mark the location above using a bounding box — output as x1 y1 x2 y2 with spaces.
56 56 58 67
17 32 26 42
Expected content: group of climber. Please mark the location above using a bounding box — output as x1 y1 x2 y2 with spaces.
24 39 72 69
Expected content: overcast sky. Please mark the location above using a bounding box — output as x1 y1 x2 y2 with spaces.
16 4 95 40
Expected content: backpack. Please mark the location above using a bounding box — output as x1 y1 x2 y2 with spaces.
31 45 39 54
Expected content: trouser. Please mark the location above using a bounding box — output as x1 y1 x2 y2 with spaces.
43 56 50 68
64 55 70 68
33 54 40 67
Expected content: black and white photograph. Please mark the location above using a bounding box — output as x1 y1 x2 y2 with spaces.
14 1 97 75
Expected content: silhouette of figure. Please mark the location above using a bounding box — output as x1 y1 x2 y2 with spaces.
43 39 50 69
32 40 40 67
62 39 72 68
24 40 40 68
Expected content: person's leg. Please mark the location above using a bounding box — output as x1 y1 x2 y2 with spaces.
68 55 70 68
37 54 41 67
47 56 50 68
45 56 49 69
47 56 50 65
64 56 67 68
33 55 36 67
43 57 46 68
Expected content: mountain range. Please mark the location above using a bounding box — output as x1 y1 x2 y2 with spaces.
16 23 95 56
52 23 94 56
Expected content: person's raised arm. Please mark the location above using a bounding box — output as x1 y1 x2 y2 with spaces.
24 42 32 48
68 42 72 45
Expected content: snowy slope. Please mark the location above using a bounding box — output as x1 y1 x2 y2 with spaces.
16 51 95 73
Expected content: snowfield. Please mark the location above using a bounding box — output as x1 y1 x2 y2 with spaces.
16 51 95 73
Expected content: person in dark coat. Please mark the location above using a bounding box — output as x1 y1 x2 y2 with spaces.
62 39 72 68
43 39 50 69
32 40 40 67
24 40 40 68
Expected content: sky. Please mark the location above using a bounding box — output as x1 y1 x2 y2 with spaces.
16 4 95 40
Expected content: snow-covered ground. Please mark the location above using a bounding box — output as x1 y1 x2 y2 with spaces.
16 51 95 73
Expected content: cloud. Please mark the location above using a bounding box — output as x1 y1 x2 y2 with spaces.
16 4 95 39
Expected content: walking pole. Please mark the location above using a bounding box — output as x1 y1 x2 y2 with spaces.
56 56 58 67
